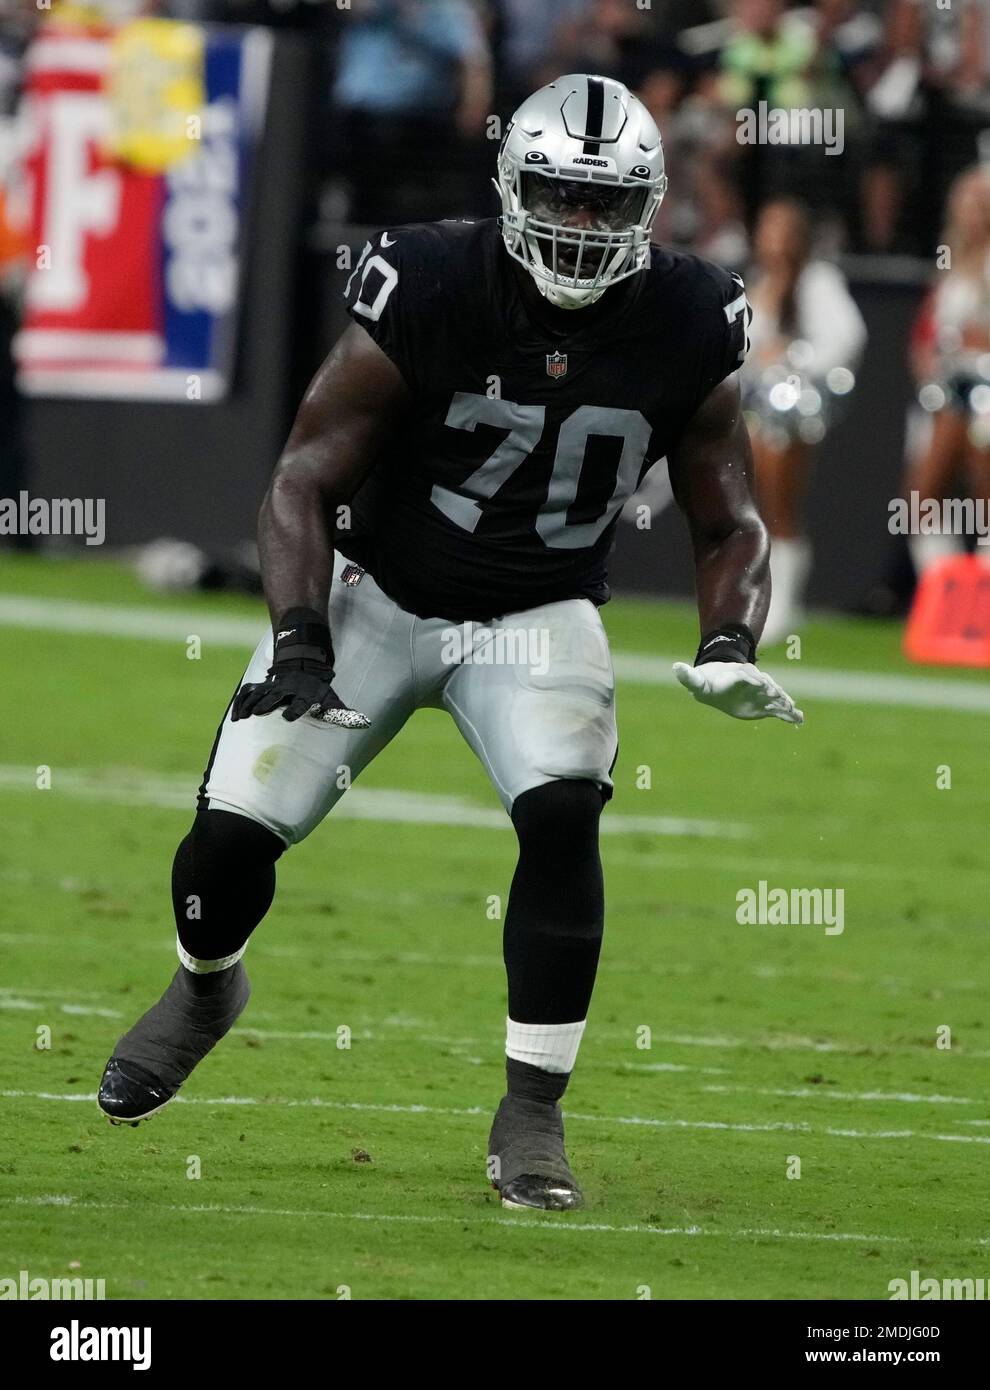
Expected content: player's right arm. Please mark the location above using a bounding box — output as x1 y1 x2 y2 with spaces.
257 322 411 621
231 323 412 725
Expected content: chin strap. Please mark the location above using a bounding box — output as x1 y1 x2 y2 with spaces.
542 283 604 310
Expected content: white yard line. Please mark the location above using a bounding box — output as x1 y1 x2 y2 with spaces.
3 1089 989 1145
0 986 720 1072
3 975 987 1061
0 595 263 646
1 593 988 713
0 935 981 1003
0 764 973 884
3 1194 919 1245
349 1020 990 1064
703 1083 981 1107
0 997 121 1019
0 765 747 840
231 1031 729 1075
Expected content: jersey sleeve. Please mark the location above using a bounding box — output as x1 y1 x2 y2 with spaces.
683 264 752 422
715 269 752 380
342 227 442 394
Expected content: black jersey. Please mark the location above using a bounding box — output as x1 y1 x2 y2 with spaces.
338 217 749 622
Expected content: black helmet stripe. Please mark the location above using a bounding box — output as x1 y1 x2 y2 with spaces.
582 75 604 154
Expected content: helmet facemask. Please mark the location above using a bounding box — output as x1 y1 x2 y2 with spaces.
498 164 665 310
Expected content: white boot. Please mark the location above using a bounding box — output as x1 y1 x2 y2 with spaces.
762 537 812 646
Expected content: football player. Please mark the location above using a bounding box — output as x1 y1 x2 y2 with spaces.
98 75 802 1211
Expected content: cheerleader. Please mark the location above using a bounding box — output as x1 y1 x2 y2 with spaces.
907 165 990 577
743 198 867 643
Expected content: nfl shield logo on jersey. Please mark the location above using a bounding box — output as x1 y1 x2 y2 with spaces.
546 351 568 379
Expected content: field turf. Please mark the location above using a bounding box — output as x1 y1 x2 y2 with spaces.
0 552 987 1300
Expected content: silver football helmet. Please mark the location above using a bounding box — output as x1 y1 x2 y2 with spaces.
496 73 667 310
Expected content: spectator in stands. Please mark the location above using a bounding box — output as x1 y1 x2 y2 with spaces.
638 60 695 251
554 0 669 93
692 154 749 269
904 166 990 578
810 0 882 96
863 0 990 255
742 197 866 642
804 0 882 250
718 0 817 110
715 0 818 225
708 0 877 246
331 0 493 225
167 0 330 28
638 59 749 268
492 0 592 110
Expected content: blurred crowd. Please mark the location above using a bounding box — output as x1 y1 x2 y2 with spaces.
2 0 989 259
2 0 990 632
3 0 984 259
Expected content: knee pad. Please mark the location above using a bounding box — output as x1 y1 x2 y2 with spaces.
172 807 285 960
511 778 603 857
509 779 604 937
505 780 604 1023
181 805 286 871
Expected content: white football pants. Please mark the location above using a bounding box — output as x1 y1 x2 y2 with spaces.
203 552 618 845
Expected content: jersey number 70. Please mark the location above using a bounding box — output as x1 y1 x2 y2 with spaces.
431 392 652 550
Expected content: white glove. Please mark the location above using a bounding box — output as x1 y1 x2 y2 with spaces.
673 660 804 725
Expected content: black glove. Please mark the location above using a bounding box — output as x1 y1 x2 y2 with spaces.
694 622 757 667
231 608 371 728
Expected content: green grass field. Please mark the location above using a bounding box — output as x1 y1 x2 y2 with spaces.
1 551 988 1301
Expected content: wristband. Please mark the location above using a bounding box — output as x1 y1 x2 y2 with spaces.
695 622 757 667
273 607 335 672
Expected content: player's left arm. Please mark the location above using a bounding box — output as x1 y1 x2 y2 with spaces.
667 375 803 725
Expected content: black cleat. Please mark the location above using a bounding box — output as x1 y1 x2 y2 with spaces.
98 961 250 1125
99 1058 178 1125
487 1093 584 1211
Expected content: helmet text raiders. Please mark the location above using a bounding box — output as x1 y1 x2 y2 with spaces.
495 73 668 310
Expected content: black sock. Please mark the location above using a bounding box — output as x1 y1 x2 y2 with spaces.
183 966 246 997
504 779 605 1024
505 1056 569 1104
